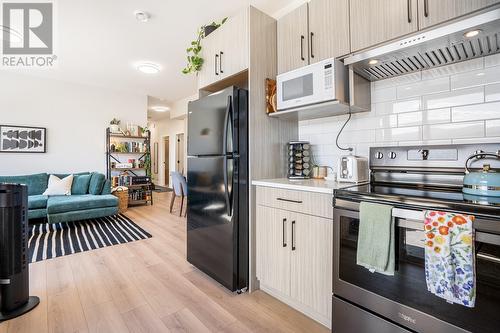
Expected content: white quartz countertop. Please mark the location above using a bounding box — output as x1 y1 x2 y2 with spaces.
252 178 352 194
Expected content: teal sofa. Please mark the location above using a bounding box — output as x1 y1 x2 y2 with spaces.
0 172 118 223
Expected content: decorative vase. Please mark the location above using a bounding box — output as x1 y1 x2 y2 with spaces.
110 124 120 134
204 24 217 37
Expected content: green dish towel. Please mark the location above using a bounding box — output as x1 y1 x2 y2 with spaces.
356 202 395 276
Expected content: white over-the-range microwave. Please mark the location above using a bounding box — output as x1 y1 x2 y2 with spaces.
277 58 348 111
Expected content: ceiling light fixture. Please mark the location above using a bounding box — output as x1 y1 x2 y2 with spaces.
151 106 170 112
135 62 161 74
463 29 481 38
134 10 151 23
368 59 379 65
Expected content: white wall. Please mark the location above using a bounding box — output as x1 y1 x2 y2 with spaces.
149 93 197 187
299 54 500 169
170 93 198 119
0 72 147 175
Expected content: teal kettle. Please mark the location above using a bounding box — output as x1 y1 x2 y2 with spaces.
463 151 500 197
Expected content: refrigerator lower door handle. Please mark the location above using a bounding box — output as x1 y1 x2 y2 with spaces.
223 155 232 216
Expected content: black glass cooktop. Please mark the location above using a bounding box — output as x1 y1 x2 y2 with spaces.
334 183 500 217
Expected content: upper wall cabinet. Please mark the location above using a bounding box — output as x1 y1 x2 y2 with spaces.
418 0 500 29
198 9 249 89
277 3 309 74
350 0 419 52
308 0 350 64
277 0 350 74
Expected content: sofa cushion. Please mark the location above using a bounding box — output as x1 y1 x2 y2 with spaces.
0 173 48 195
28 195 48 209
72 174 91 195
47 194 118 214
89 173 106 195
53 172 90 179
101 179 112 195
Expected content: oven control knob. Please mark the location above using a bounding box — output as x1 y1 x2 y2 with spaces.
375 152 384 159
389 151 397 159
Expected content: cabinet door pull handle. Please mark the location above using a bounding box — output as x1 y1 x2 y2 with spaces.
424 0 429 17
291 220 296 251
300 35 305 61
407 0 412 23
215 54 219 76
282 218 287 247
219 51 224 74
310 32 314 58
276 198 303 204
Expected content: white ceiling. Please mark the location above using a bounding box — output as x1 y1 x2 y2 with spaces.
3 0 298 103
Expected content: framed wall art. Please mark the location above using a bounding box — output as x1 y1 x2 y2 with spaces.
0 125 46 153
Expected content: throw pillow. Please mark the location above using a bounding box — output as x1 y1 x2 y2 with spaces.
72 174 91 195
42 174 74 196
89 173 106 195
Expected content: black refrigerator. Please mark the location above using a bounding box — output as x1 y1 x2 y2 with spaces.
186 86 248 292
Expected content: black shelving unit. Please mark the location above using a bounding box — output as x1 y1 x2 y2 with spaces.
106 128 153 206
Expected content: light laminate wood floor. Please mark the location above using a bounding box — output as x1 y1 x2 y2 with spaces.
0 192 328 333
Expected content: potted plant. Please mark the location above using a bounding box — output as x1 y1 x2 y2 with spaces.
109 118 121 134
182 17 227 75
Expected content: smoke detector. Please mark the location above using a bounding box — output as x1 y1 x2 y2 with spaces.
134 11 151 23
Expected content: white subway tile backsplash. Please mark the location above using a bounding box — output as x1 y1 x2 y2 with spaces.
486 119 500 137
423 87 484 109
423 122 484 140
452 102 500 122
397 108 450 126
397 77 449 99
398 139 452 146
485 83 500 102
376 126 422 142
453 137 500 144
371 86 397 103
299 55 499 165
421 58 483 80
451 66 500 90
374 97 421 115
485 53 500 68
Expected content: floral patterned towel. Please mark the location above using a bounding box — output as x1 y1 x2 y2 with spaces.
424 211 475 308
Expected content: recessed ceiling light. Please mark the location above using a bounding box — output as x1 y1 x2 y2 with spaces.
151 106 170 112
134 10 150 23
135 62 161 74
464 29 481 38
368 59 379 65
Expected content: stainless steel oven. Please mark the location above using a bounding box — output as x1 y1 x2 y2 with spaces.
333 199 500 333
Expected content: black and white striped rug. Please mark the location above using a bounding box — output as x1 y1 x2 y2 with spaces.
28 214 152 263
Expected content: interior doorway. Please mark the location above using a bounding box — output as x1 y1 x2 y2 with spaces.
176 133 185 175
164 136 170 187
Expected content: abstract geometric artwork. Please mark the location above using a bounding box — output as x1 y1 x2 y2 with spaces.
0 125 46 153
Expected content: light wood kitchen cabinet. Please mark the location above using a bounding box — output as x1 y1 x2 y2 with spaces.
198 9 249 89
418 0 500 29
308 0 350 64
290 212 332 324
350 0 419 52
256 205 291 297
277 3 309 74
198 27 221 89
255 186 333 328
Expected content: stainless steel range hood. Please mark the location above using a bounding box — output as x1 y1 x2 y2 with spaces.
344 7 500 81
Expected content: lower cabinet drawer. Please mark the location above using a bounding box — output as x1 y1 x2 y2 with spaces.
255 186 333 219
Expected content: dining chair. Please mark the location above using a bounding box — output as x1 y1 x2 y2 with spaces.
170 171 187 217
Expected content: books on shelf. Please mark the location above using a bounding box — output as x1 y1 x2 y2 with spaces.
111 175 151 187
110 141 148 154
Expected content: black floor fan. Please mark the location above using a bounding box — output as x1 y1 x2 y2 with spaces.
0 184 39 322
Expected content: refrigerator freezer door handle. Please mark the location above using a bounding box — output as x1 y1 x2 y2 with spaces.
223 95 233 216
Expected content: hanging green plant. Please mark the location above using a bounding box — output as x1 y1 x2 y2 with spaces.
182 17 228 75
